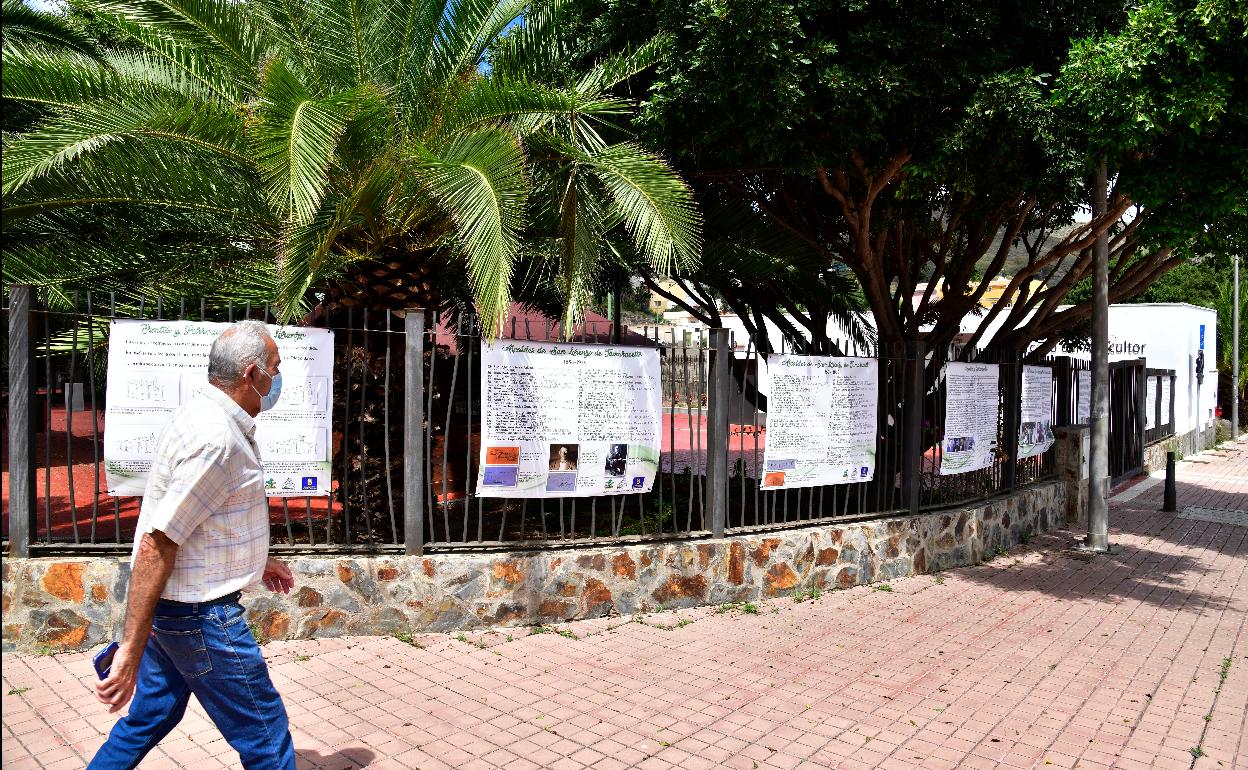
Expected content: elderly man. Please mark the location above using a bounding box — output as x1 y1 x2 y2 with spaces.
89 320 297 770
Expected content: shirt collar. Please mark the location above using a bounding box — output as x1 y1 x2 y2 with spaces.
203 384 258 439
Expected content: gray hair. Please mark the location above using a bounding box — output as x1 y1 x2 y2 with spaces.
207 320 273 386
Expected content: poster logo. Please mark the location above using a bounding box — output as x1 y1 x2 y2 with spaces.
632 476 645 489
301 477 318 491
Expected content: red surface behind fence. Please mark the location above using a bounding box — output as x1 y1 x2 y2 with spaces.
3 404 767 542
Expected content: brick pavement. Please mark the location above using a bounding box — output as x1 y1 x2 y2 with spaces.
4 441 1246 770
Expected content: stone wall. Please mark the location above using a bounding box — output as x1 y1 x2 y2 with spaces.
2 482 1064 653
1143 425 1216 474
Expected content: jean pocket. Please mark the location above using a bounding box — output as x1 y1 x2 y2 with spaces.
152 622 213 678
215 602 246 628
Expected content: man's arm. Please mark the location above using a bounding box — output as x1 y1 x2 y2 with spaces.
95 529 178 713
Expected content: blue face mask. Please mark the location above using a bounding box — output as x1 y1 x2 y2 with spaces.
252 368 282 411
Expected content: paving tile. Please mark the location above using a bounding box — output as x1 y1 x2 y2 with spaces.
7 442 1248 770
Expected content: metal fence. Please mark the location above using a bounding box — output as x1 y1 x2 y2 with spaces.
6 286 1078 556
1109 358 1147 484
1144 368 1177 445
419 316 711 550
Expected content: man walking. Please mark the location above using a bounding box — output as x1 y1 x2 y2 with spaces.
89 320 297 770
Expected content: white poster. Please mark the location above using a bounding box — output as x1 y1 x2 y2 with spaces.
941 362 1000 475
476 341 662 497
1077 369 1091 424
1018 365 1055 458
759 356 878 490
1160 376 1171 425
1145 376 1158 430
104 320 335 497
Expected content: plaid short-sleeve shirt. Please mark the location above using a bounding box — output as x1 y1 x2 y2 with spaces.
131 386 270 602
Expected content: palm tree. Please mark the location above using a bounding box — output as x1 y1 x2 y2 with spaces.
1 0 700 334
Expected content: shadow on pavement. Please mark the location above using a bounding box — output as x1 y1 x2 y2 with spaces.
946 526 1240 613
296 747 376 769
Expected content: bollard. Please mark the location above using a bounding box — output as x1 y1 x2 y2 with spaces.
1162 451 1177 512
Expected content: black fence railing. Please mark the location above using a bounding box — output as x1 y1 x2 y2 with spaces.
5 286 1083 556
420 316 710 549
1109 358 1147 484
1144 367 1178 445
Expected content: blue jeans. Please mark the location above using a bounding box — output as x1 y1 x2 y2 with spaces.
88 598 295 770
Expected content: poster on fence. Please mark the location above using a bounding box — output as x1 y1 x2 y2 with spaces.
758 356 878 490
476 341 662 497
1018 365 1055 458
940 362 1000 475
104 320 335 497
1145 376 1157 430
1077 369 1092 424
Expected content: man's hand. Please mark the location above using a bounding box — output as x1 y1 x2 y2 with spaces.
263 557 294 594
94 640 144 713
96 529 177 713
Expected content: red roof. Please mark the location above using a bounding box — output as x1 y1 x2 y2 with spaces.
433 304 658 350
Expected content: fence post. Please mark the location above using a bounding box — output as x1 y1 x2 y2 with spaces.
1153 372 1162 432
1168 373 1177 433
1000 351 1023 492
1055 357 1072 426
7 285 34 557
900 340 926 515
1134 358 1147 464
403 310 426 556
706 327 731 538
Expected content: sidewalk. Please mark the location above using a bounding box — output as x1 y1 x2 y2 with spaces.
4 442 1245 770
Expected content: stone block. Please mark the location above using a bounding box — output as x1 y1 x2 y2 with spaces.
41 563 86 603
652 575 707 605
612 553 637 580
300 608 348 637
765 563 798 593
349 607 408 636
582 578 613 615
294 587 323 608
751 538 781 567
538 599 573 622
31 608 91 649
727 542 745 585
254 610 290 640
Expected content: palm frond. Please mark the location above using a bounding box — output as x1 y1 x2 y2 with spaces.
486 0 567 84
574 35 669 98
87 0 265 75
2 49 123 110
273 157 399 317
2 144 269 229
3 237 277 309
2 95 251 195
585 142 700 275
251 61 375 223
556 169 605 332
382 0 447 98
414 126 528 335
83 3 256 99
438 77 607 135
427 0 525 89
1 0 105 60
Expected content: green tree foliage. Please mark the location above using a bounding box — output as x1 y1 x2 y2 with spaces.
1 0 700 334
561 0 1247 366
